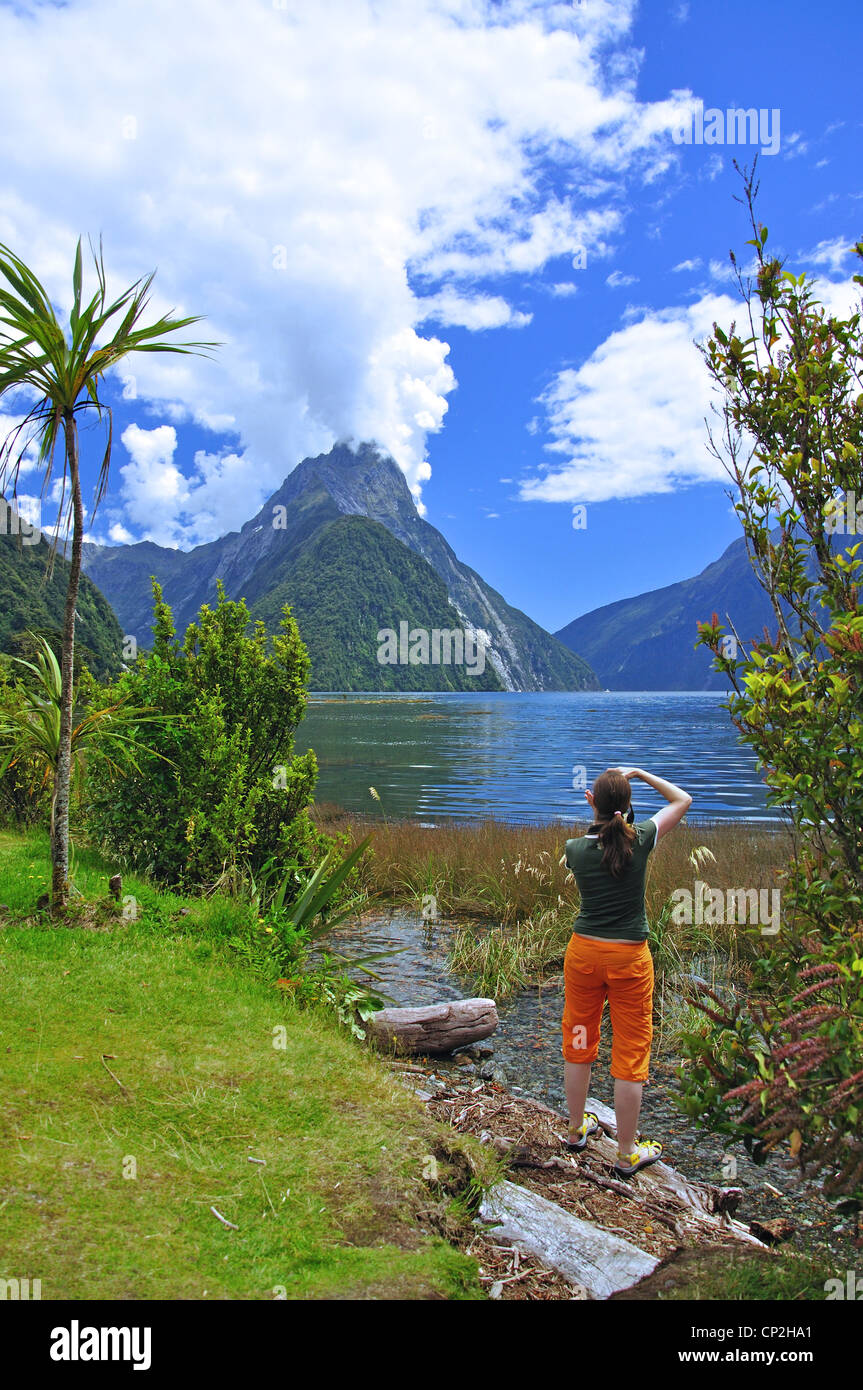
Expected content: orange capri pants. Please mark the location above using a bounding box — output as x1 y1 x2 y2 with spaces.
561 933 654 1083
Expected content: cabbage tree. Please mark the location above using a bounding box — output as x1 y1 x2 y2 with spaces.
0 238 217 910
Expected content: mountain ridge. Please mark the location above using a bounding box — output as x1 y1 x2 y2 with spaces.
554 532 774 690
82 442 598 692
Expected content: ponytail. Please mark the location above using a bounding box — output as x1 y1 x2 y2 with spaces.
589 770 637 877
597 813 636 878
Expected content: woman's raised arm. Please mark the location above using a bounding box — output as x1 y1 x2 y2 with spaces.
612 766 692 845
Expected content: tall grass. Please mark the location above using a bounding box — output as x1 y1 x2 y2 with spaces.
311 808 792 1005
320 810 790 925
449 908 572 998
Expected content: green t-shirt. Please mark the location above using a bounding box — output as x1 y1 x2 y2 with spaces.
565 818 658 942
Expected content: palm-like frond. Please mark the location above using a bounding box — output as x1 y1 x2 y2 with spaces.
0 238 218 909
0 235 221 515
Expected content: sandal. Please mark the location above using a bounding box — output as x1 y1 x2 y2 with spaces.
614 1139 663 1176
565 1112 601 1151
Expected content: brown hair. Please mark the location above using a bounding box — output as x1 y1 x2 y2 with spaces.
590 769 636 878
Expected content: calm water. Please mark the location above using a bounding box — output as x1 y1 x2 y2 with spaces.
297 690 778 824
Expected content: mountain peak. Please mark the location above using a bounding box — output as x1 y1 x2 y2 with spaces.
244 440 418 538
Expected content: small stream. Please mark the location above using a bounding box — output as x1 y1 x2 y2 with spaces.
326 908 567 1099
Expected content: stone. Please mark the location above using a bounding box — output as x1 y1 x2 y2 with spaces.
748 1217 796 1245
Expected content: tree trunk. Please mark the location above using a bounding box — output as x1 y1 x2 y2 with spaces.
50 415 83 914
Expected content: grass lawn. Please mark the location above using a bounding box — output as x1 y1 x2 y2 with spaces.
0 831 491 1300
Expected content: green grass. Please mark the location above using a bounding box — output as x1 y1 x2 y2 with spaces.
0 830 491 1300
449 908 572 999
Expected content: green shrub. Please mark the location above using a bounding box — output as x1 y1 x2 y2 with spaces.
685 172 863 1195
85 580 331 896
0 663 49 828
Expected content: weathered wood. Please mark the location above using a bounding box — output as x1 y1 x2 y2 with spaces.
369 998 498 1054
478 1181 659 1299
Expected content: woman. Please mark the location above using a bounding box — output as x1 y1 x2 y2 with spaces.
561 766 692 1175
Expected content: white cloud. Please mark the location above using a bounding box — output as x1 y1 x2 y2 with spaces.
815 276 861 319
524 275 863 505
700 153 724 182
0 411 41 476
117 423 190 546
783 131 810 158
708 258 738 283
416 291 531 330
606 269 638 288
0 0 694 545
521 293 738 504
672 258 702 273
806 236 856 277
547 282 579 297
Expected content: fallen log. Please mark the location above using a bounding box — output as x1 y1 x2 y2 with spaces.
369 998 498 1054
416 1078 766 1257
478 1181 659 1299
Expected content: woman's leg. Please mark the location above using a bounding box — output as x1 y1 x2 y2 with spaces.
564 1061 592 1137
606 944 654 1153
561 936 605 1136
614 1079 643 1154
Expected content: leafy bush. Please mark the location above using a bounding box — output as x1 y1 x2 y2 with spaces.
0 636 161 833
684 167 863 1194
85 580 331 895
217 835 387 1038
0 662 49 827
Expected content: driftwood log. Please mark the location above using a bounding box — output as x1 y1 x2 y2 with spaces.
369 998 498 1054
478 1181 659 1299
390 1063 773 1298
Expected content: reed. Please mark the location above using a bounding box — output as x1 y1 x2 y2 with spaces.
449 908 572 999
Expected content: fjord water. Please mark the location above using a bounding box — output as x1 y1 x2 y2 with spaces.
298 690 776 824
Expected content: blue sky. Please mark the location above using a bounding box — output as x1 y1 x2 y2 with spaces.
1 0 860 634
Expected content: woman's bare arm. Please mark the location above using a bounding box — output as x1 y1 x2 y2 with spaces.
613 766 692 844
